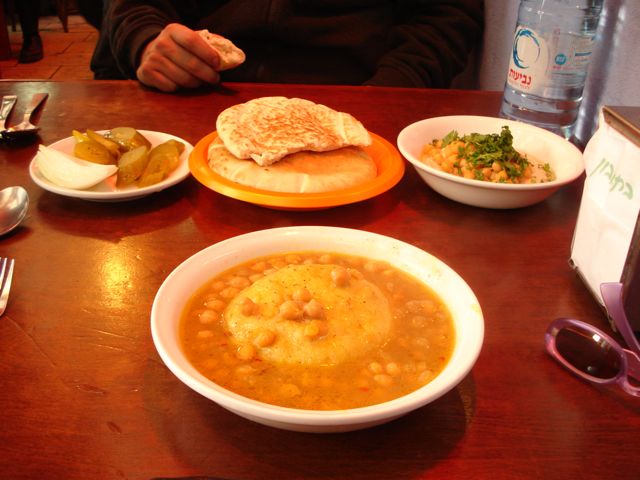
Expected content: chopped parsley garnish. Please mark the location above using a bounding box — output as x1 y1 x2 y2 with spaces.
436 126 530 179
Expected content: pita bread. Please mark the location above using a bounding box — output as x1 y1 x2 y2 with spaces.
216 97 372 167
197 30 245 71
207 137 377 193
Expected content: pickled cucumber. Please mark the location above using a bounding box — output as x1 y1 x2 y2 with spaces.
73 140 116 165
108 127 152 151
116 146 149 186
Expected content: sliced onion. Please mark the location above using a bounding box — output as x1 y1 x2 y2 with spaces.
35 145 118 189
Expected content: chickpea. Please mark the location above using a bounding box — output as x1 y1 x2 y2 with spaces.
285 254 302 264
418 369 434 384
382 269 395 278
205 299 226 312
210 280 226 292
280 383 301 397
279 300 302 320
346 256 363 267
385 362 401 377
495 170 508 182
303 299 324 319
229 276 251 288
254 329 276 347
203 293 218 303
219 287 240 299
441 158 454 173
236 343 256 361
373 374 393 387
318 254 334 264
240 297 257 316
304 320 327 339
235 364 256 376
364 261 385 273
292 287 312 302
331 267 350 287
304 322 320 338
270 258 287 269
368 361 383 374
251 261 267 272
197 330 214 339
199 309 218 324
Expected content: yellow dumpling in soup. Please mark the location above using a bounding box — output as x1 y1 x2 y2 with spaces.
224 264 392 366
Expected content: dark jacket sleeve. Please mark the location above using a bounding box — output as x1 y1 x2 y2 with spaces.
91 0 184 79
366 0 484 88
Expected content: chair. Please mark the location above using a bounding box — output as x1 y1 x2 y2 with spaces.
4 0 74 33
55 0 71 33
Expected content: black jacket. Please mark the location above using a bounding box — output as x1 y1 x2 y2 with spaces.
91 0 484 88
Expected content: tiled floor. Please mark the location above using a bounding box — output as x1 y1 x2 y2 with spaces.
1 15 97 81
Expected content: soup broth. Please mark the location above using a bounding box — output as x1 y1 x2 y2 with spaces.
180 251 455 410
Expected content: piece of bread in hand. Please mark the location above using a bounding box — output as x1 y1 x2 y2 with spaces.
216 96 372 167
197 30 245 71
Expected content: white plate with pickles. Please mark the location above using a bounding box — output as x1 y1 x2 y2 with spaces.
29 128 194 202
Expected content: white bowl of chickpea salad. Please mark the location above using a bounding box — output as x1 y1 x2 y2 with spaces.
397 115 584 209
151 226 484 433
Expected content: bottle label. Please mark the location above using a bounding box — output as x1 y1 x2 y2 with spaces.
507 25 596 95
507 27 550 95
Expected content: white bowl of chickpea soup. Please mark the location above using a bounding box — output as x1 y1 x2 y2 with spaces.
397 115 584 209
151 226 484 433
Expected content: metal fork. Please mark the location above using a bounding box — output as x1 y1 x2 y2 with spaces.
0 258 15 317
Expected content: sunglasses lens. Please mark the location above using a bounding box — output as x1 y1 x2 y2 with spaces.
555 325 622 379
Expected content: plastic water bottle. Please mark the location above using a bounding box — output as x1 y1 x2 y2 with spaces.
499 0 603 139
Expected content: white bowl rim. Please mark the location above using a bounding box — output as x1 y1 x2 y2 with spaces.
397 115 584 191
151 226 484 427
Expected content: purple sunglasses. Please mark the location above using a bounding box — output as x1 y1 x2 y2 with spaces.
545 282 640 397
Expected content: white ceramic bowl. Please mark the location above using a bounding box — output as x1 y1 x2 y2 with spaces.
397 115 584 209
151 226 484 433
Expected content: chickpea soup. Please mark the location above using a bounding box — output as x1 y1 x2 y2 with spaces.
180 251 455 410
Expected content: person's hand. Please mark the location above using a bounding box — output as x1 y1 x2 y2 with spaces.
136 23 221 92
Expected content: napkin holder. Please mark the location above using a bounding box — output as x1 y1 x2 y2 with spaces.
569 106 640 333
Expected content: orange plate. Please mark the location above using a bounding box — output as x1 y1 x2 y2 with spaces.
188 131 405 210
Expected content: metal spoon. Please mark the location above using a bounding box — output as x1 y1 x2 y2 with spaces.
0 96 17 130
2 93 48 139
0 186 29 236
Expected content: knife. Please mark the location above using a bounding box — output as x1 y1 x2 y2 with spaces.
0 95 17 131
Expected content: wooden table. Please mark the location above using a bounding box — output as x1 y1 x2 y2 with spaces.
0 80 638 480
